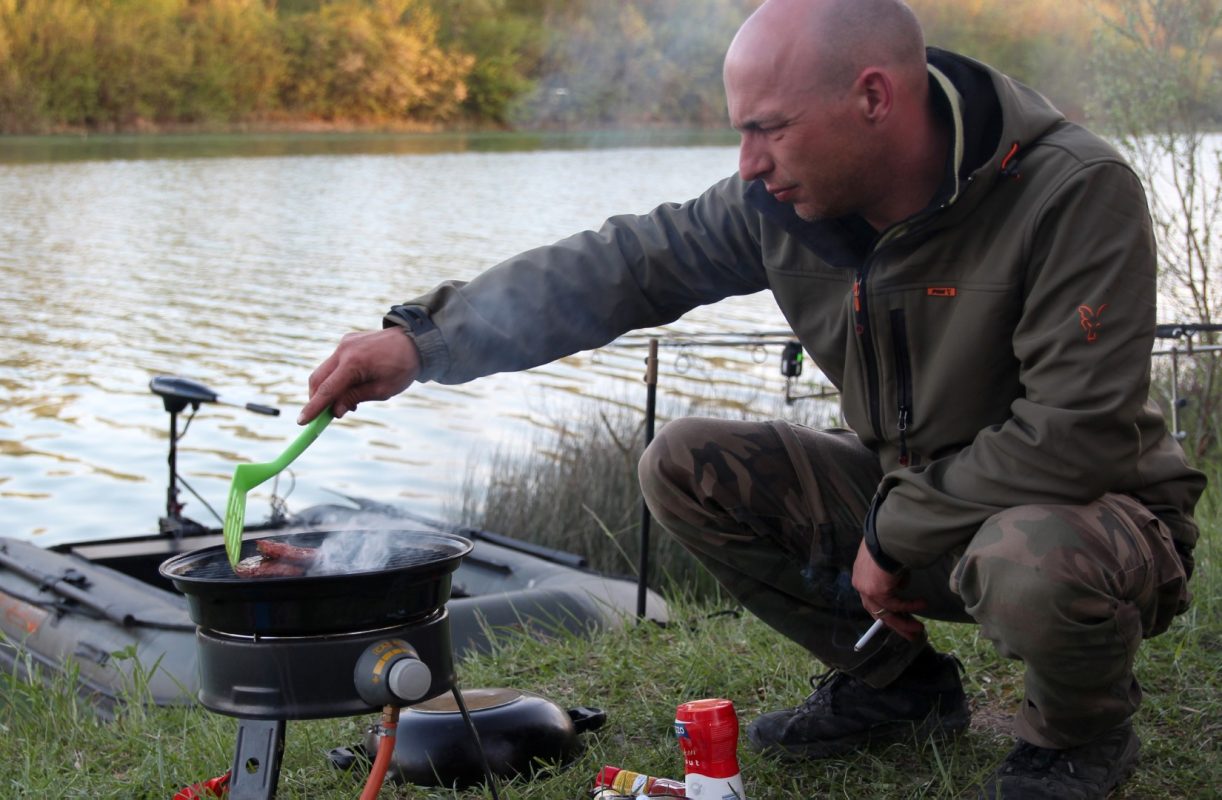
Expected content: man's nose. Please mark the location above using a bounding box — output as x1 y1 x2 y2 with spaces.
738 136 772 182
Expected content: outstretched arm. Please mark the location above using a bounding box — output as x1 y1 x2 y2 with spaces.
297 174 768 422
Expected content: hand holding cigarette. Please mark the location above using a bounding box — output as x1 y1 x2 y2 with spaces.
851 540 927 641
853 618 887 651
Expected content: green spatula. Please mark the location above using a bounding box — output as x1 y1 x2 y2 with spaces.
223 408 334 568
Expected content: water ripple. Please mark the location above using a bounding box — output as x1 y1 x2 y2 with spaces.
0 141 814 544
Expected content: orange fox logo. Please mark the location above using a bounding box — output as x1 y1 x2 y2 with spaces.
1078 304 1108 343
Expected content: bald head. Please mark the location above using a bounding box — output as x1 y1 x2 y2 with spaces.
725 0 926 100
724 0 946 228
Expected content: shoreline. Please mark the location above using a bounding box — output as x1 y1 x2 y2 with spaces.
0 126 740 164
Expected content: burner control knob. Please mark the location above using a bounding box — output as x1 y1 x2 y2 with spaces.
387 655 432 702
354 639 433 706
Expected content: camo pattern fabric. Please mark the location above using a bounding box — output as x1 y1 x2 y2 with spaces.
639 417 1190 748
637 417 971 688
952 494 1188 748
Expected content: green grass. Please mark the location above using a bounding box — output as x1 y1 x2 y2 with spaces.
0 529 1217 798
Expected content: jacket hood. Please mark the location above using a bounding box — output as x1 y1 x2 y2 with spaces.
927 48 1066 179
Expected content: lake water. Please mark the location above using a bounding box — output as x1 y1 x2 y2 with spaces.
3 131 1211 546
0 133 811 545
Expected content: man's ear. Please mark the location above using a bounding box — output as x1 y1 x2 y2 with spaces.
855 68 893 123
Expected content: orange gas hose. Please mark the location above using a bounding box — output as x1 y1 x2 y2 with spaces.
360 705 401 800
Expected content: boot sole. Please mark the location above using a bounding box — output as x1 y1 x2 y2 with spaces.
748 705 972 761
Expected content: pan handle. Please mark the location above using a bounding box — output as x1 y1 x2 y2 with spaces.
568 706 607 734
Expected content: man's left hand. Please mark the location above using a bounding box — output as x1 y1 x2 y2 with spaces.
851 539 927 640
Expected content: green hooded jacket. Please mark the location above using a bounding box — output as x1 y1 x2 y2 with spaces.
389 49 1205 574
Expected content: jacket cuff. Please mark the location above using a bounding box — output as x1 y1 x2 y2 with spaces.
382 304 450 383
863 491 905 574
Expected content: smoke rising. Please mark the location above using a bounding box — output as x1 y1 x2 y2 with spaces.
310 530 399 575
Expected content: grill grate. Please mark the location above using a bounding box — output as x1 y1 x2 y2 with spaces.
164 530 467 582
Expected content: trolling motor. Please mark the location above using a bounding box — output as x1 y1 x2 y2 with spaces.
149 376 280 537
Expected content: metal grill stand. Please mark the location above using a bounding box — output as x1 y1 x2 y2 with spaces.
196 612 456 800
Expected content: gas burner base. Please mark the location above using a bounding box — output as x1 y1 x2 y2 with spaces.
197 609 454 720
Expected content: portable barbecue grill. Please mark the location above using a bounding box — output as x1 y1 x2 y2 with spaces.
160 529 474 799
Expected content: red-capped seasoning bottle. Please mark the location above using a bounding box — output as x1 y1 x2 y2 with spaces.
674 699 745 799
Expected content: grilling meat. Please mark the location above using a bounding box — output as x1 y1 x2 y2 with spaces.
256 539 319 564
233 539 320 578
234 556 306 578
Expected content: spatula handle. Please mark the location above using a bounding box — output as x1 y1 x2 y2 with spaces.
269 408 334 471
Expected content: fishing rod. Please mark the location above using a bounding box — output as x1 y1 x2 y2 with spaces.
611 330 838 405
1151 323 1222 442
610 330 798 348
1154 322 1222 340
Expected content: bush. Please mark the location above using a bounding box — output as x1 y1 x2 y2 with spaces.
279 0 471 123
0 0 101 130
0 0 472 132
179 0 286 122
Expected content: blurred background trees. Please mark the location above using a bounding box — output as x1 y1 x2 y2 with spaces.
7 0 1214 134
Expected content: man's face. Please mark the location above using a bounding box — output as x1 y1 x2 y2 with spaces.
726 63 873 222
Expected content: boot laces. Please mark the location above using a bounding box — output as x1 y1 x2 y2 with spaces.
800 669 860 713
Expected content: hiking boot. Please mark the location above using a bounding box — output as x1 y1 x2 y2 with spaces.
976 721 1140 799
746 649 970 760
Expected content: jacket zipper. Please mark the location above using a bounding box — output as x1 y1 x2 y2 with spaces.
852 268 884 441
889 309 914 466
854 217 935 449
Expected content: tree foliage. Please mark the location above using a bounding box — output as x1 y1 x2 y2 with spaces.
433 0 546 125
278 0 470 121
0 0 470 131
0 1 1217 138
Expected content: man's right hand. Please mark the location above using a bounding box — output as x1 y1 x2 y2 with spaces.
297 328 421 424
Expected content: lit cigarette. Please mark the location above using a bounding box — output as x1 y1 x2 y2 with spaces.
853 618 887 651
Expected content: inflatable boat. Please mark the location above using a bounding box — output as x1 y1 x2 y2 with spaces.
0 378 668 716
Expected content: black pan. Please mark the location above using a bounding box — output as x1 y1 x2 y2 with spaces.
362 688 606 787
159 530 472 636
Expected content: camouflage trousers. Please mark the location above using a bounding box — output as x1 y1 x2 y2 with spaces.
638 417 1189 749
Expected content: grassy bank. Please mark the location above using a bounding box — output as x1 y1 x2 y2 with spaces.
0 421 1217 797
0 543 1216 798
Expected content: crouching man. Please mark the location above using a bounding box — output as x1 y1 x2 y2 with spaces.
301 1 1205 796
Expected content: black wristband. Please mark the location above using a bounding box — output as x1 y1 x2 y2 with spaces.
862 492 904 574
383 304 436 337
